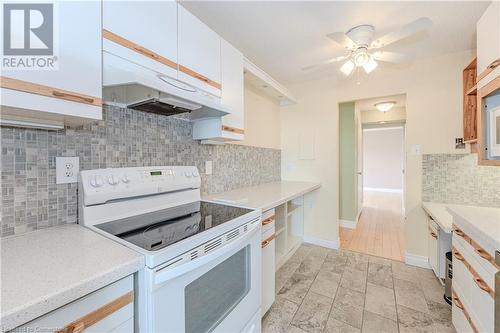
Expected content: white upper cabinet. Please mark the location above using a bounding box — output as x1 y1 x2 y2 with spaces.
221 38 244 136
103 0 178 78
1 1 102 126
476 1 500 85
177 5 221 97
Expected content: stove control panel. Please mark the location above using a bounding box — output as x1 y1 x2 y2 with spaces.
79 166 201 206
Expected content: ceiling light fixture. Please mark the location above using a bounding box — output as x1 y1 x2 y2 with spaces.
363 56 378 74
353 48 370 67
374 101 396 112
340 60 355 76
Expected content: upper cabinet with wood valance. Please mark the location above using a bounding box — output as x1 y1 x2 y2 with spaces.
0 1 102 129
476 1 500 89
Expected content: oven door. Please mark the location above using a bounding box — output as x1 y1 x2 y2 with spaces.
150 220 261 333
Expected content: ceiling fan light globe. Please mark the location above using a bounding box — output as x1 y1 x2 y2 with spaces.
363 58 378 73
340 60 355 76
353 50 369 67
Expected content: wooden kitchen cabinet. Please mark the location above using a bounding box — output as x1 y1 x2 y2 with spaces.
102 0 178 79
178 4 222 97
0 1 102 127
462 58 478 143
14 276 134 333
476 1 500 86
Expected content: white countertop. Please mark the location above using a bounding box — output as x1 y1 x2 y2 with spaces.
447 204 500 256
203 181 321 211
422 202 454 233
1 224 144 330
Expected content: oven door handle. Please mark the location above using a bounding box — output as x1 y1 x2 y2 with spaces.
153 222 260 285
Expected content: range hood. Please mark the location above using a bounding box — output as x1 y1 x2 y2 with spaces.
103 52 230 119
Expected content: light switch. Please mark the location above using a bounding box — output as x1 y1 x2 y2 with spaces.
205 161 213 175
411 144 421 155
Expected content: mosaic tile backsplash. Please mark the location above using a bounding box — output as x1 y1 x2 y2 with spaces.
0 105 281 237
422 154 500 207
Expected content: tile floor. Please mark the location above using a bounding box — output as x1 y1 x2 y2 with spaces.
263 243 454 333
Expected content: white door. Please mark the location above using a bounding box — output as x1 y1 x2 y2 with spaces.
103 0 178 78
150 224 261 333
178 5 221 97
221 38 244 136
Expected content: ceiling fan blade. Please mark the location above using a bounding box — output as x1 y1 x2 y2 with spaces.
301 55 350 71
327 32 357 50
372 51 409 63
370 17 432 48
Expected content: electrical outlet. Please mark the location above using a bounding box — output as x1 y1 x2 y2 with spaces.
205 161 213 175
56 157 79 184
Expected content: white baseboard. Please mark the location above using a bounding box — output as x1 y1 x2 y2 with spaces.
364 187 403 193
303 235 339 250
339 219 356 229
405 252 430 269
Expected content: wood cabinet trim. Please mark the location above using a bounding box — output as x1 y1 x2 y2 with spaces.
452 289 479 333
477 58 500 82
103 29 222 91
221 125 244 135
453 224 500 269
476 75 500 166
463 58 478 142
0 76 102 107
452 246 495 299
103 29 177 70
55 291 134 333
179 64 222 90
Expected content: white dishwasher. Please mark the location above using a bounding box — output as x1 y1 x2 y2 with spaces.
261 209 276 316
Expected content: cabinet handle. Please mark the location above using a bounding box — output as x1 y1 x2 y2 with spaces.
133 46 159 60
452 248 465 262
487 58 500 70
473 275 492 294
474 245 492 261
193 73 210 83
261 234 275 248
52 90 94 104
262 216 275 226
452 295 464 310
454 227 465 237
430 231 437 239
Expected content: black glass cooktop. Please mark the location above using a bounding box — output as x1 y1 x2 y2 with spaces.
95 201 253 251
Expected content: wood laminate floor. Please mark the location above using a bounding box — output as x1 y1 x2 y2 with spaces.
339 191 406 262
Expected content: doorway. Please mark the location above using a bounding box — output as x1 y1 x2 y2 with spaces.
339 94 407 261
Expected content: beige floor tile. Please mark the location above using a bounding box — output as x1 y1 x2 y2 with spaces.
310 268 341 299
278 271 315 304
291 291 333 333
361 311 398 333
325 318 361 333
262 295 300 333
368 255 392 267
330 288 365 328
340 266 367 293
394 278 429 314
367 262 393 289
364 283 397 321
396 304 434 333
392 261 420 283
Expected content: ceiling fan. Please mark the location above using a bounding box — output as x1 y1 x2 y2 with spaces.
303 17 432 75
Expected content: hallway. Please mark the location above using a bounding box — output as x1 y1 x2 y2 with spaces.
339 190 406 262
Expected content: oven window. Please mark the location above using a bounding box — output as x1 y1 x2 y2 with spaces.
185 245 251 333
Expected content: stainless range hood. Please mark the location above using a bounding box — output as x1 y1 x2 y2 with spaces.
103 52 230 119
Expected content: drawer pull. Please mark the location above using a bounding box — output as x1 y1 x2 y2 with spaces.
262 216 275 226
474 246 492 261
473 276 492 294
454 227 465 237
430 231 437 239
261 234 275 248
52 90 94 104
452 290 479 333
56 292 133 333
452 295 463 309
133 46 158 60
452 248 465 262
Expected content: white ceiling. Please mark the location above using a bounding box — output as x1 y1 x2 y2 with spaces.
356 94 406 112
181 1 490 85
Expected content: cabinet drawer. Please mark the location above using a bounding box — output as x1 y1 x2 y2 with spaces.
262 209 276 233
453 224 499 278
452 244 494 333
452 289 476 333
15 276 134 333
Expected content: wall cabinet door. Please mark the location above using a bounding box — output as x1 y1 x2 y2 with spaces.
103 0 177 78
178 5 221 97
477 1 500 82
1 1 102 124
221 39 244 138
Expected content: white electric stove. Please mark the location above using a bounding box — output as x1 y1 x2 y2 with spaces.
78 166 262 333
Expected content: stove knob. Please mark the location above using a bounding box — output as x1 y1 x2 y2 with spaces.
184 171 192 178
192 171 199 178
90 175 104 188
108 175 119 185
122 174 131 183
